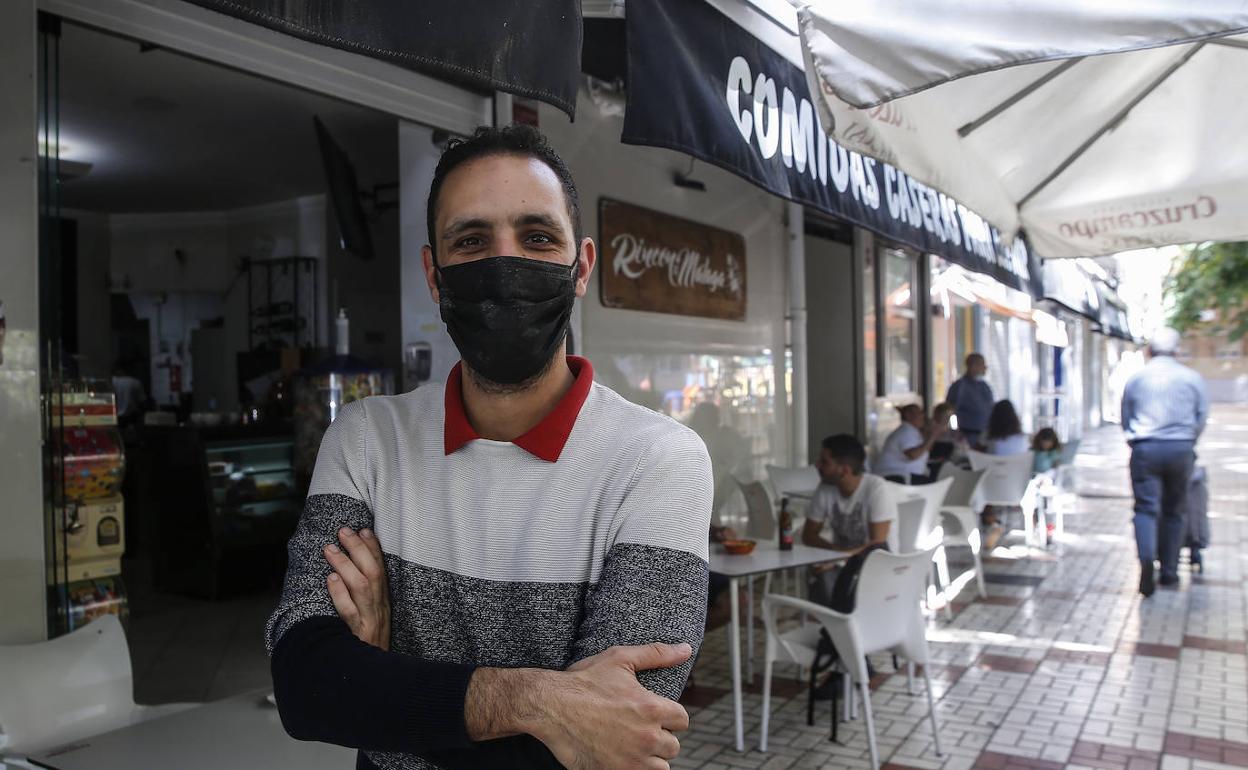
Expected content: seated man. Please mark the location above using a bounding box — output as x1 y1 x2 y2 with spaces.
803 434 899 606
873 403 949 484
266 125 713 770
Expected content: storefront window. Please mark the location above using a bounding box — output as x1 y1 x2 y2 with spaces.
596 351 780 529
881 246 917 395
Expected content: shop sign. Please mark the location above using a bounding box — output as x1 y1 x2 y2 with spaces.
621 0 1042 298
599 198 746 321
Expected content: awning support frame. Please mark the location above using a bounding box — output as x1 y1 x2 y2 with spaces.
957 57 1083 138
1018 43 1205 207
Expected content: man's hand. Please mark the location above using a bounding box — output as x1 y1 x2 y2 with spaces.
466 644 693 770
549 644 691 770
323 527 391 651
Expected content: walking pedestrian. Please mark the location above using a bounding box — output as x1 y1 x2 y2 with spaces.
1122 327 1209 596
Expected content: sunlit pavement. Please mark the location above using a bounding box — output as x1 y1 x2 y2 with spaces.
680 405 1248 770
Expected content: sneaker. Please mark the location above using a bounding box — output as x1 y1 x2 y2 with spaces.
1139 561 1155 597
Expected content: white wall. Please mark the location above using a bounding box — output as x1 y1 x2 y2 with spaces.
540 89 792 500
398 121 457 390
110 210 232 292
126 291 223 405
0 0 46 643
107 196 327 409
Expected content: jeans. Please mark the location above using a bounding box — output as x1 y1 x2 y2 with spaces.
808 567 841 607
1129 439 1195 578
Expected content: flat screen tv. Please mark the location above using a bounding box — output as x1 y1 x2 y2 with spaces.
314 116 374 261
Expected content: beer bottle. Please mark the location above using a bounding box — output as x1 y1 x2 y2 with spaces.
778 497 794 551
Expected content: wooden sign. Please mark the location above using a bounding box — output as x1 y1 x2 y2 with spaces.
598 198 746 320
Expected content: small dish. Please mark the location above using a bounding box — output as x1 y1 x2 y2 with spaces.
723 539 757 555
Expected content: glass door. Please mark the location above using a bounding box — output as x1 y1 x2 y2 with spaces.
38 11 71 637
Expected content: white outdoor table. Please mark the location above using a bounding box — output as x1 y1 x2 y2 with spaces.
709 540 851 753
27 690 356 770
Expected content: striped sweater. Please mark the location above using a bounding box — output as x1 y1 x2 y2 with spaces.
266 357 713 769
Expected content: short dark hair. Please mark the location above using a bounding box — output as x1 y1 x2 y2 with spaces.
898 403 923 421
821 434 866 474
1032 427 1061 451
966 353 985 368
987 399 1023 440
426 124 582 264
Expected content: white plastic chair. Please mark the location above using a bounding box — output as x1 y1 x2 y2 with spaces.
1045 438 1082 539
735 477 777 542
759 549 944 769
937 465 989 598
765 464 820 504
764 465 819 592
890 477 955 619
0 615 196 760
966 449 1040 547
731 477 797 681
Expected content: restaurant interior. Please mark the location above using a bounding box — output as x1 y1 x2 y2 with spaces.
45 19 404 702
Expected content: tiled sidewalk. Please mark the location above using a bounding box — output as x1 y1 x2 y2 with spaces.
679 405 1248 770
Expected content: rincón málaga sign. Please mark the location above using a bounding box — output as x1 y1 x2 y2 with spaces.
599 198 747 321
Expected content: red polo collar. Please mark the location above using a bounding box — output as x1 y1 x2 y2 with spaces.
443 356 594 462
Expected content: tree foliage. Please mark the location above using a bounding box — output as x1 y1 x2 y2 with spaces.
1166 241 1248 341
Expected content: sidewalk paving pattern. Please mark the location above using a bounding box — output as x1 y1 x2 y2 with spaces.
678 405 1248 770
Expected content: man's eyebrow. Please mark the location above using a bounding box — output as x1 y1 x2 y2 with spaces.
440 217 492 241
514 213 566 233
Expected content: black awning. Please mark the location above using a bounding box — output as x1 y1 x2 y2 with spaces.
1095 283 1135 341
619 0 1042 298
1041 259 1101 322
184 0 582 118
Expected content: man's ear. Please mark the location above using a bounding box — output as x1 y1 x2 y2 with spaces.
575 237 597 299
422 245 439 302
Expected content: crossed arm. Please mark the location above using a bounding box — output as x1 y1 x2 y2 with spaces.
318 526 696 769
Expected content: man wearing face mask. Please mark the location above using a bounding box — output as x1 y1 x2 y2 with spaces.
946 353 994 447
265 125 714 770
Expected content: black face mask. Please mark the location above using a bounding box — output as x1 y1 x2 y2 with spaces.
436 256 578 386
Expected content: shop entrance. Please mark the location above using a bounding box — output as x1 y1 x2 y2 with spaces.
803 224 862 459
38 17 404 703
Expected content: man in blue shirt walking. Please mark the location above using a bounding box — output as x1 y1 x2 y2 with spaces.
1122 328 1209 596
946 353 994 447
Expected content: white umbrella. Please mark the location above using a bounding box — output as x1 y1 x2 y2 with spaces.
794 1 1248 257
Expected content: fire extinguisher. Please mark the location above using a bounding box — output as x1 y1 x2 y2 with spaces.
168 356 182 395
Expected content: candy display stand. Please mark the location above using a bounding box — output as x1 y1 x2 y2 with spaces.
47 380 129 633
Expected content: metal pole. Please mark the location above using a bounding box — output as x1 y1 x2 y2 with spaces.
786 202 809 466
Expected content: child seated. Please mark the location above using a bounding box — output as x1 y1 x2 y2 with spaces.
1032 427 1062 475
